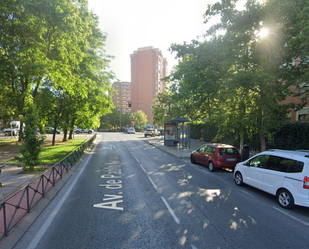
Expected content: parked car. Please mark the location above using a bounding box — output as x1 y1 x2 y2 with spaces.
191 143 241 172
4 128 18 136
45 127 61 134
127 128 135 134
154 129 161 136
144 128 155 137
234 149 309 209
74 127 94 134
4 121 22 136
157 129 164 135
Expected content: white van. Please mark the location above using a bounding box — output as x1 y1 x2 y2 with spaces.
234 149 309 209
4 121 22 136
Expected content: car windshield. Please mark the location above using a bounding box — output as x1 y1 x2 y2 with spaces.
219 148 239 155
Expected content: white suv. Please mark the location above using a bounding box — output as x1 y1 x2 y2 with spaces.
234 149 309 209
144 128 160 137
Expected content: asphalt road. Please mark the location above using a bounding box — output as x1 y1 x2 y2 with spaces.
13 132 309 249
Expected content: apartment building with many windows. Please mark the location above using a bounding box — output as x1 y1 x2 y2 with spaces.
130 46 167 124
111 82 131 114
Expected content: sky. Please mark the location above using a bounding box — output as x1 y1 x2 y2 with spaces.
87 0 218 82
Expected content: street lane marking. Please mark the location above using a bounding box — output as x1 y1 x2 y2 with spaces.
272 207 309 226
148 177 157 189
125 141 180 224
216 177 232 186
240 189 257 199
161 196 180 224
140 164 146 173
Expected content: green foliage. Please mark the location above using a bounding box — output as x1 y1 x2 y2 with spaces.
190 121 309 152
270 122 309 150
100 108 131 129
152 90 174 126
0 0 115 144
18 105 45 170
159 0 309 151
131 110 148 129
39 138 87 164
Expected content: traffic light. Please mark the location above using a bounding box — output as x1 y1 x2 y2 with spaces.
128 101 132 107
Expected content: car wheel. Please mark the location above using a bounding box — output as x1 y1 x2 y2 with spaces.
208 161 215 172
234 171 244 186
88 131 92 134
190 155 196 164
144 135 147 137
76 131 80 134
277 189 294 209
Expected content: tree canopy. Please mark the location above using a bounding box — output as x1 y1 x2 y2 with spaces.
159 0 309 151
0 0 115 146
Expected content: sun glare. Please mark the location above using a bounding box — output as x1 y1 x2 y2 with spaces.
259 28 269 38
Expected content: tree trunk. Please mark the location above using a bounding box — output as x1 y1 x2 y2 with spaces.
239 133 244 155
260 134 266 151
52 132 56 146
62 129 67 142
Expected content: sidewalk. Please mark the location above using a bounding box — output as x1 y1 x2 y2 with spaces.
0 141 35 200
144 136 205 159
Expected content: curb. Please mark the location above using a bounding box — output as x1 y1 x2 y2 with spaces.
145 140 191 159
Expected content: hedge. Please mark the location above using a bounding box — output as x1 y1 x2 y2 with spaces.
190 121 309 152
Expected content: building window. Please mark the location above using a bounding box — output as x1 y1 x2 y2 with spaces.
299 114 309 121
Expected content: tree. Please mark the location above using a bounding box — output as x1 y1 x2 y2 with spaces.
100 108 131 130
131 110 148 129
0 0 88 139
168 38 231 120
0 0 115 145
203 0 291 151
152 90 174 126
18 102 45 171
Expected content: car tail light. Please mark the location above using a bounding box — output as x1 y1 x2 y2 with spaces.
303 176 309 189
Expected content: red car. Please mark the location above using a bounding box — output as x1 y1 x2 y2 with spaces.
191 143 241 172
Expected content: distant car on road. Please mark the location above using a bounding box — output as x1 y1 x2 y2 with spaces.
45 127 61 134
191 143 241 172
127 128 135 134
74 127 94 134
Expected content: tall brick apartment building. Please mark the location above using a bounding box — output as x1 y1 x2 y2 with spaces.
130 46 168 124
111 81 131 115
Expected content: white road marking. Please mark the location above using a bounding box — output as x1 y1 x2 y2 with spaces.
272 207 309 226
140 164 146 173
240 189 257 199
161 196 180 224
148 177 157 189
216 177 232 186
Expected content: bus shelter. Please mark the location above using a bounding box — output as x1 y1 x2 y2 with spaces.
164 117 190 150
